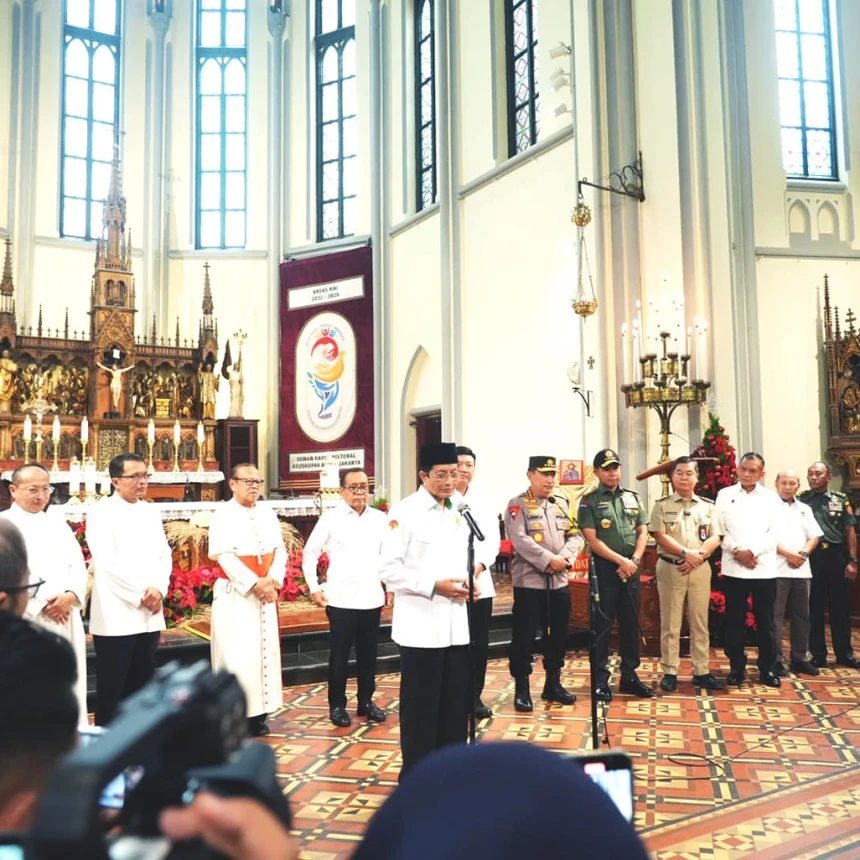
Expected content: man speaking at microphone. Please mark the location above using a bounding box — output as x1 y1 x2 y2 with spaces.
505 456 583 712
380 442 479 780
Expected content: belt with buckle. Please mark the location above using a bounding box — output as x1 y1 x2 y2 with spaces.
658 554 681 565
820 542 839 550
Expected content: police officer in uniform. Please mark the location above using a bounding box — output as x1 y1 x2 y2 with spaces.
579 449 654 700
798 461 860 669
650 456 724 692
505 456 584 712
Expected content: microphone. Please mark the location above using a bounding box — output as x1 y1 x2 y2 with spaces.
457 502 485 541
547 495 556 504
588 555 600 605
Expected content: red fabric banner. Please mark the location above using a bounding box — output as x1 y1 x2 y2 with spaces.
279 246 375 489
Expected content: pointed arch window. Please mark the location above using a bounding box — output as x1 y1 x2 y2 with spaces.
504 0 539 157
316 0 357 241
60 0 122 239
415 0 436 211
774 0 838 179
196 0 247 249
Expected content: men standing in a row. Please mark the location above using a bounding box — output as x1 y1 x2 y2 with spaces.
209 464 287 737
87 453 172 725
454 446 500 720
380 443 476 781
505 456 580 712
715 452 781 687
650 457 724 692
1 463 89 719
773 469 822 676
579 449 653 700
303 469 387 727
799 462 860 668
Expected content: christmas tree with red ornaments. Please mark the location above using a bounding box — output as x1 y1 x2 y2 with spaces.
693 412 738 499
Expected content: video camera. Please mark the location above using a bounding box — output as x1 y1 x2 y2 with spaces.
19 660 290 859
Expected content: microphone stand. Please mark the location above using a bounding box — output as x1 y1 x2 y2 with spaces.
587 552 601 750
467 529 477 744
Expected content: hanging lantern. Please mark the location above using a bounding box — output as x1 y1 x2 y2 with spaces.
572 201 598 318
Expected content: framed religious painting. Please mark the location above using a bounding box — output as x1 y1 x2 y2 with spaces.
559 459 584 485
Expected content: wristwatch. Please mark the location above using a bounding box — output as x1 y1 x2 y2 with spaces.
679 549 687 558
849 556 858 564
631 555 641 566
799 551 809 560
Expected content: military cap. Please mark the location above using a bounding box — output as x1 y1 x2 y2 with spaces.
527 456 558 472
593 448 622 468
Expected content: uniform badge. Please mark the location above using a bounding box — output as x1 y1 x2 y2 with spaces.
534 532 544 543
509 505 521 520
600 518 611 529
698 524 708 542
668 522 678 533
389 520 399 529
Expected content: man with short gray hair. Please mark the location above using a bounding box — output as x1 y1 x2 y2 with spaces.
773 469 821 677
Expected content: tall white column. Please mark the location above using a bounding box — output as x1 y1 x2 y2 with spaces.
266 6 288 487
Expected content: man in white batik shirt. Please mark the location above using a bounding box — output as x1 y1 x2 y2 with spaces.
453 446 501 720
208 463 287 737
88 453 172 726
1 463 88 721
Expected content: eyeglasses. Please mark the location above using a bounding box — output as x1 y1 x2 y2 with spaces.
344 484 369 493
18 485 55 496
427 471 459 481
3 578 45 598
234 479 264 487
118 473 152 483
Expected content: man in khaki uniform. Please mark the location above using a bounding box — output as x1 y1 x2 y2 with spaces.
650 457 724 692
505 456 584 712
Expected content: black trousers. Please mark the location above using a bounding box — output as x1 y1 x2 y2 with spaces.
326 605 381 709
508 586 571 679
93 632 160 726
399 644 470 780
723 576 777 675
592 557 641 684
810 545 855 661
470 597 493 699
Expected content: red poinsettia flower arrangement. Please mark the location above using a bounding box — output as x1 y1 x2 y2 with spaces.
163 564 221 627
709 590 757 631
279 550 329 602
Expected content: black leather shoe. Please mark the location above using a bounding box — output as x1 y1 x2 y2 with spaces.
541 672 577 705
594 682 612 702
790 659 821 676
660 674 678 692
514 677 533 712
811 656 828 669
692 673 724 690
726 670 746 686
247 719 270 737
619 675 655 698
474 697 492 720
330 706 352 727
773 661 788 678
836 656 860 669
759 671 781 688
356 700 387 722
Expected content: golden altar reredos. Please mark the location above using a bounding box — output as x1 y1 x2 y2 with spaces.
0 143 220 476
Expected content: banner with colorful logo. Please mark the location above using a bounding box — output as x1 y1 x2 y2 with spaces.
279 246 374 490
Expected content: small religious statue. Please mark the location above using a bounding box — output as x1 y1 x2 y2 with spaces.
197 362 219 420
227 359 244 418
0 350 19 414
96 361 133 415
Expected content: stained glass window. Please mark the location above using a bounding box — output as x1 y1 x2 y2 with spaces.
774 0 837 179
505 0 539 157
415 0 436 211
60 0 122 239
316 0 357 240
196 0 247 249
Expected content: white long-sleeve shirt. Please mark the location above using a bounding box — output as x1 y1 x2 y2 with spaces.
379 486 471 648
302 500 386 609
774 497 822 579
716 483 780 580
2 504 87 615
87 494 172 635
452 485 501 599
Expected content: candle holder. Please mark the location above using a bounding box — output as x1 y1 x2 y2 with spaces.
81 438 89 462
147 438 155 471
173 438 181 472
197 448 204 472
621 331 710 497
23 438 31 463
35 428 43 465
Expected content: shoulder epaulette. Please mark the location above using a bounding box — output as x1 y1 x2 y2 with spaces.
657 494 671 502
621 486 639 495
832 490 848 498
699 495 715 504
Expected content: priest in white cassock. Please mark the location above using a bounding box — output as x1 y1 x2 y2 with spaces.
208 463 287 737
88 453 172 726
380 442 478 781
1 463 88 719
